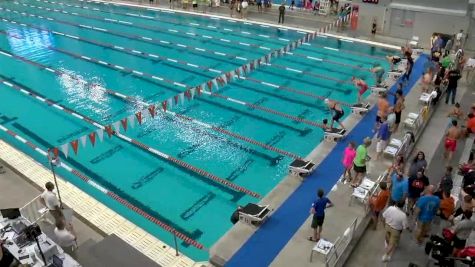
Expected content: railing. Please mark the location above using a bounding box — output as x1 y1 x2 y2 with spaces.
324 218 358 267
19 195 49 224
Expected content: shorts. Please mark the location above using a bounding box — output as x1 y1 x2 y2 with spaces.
193 3 198 7
358 84 369 95
353 163 366 174
453 235 467 249
311 215 325 228
376 115 381 123
333 111 344 122
376 140 387 153
257 2 262 6
385 224 402 246
445 138 457 152
395 111 402 124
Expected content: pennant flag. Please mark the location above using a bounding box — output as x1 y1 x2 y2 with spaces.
120 118 128 131
236 67 241 77
96 128 104 142
207 80 213 91
242 64 248 74
112 121 121 134
167 97 173 110
265 55 269 64
80 135 87 148
105 125 114 138
197 85 202 96
162 100 167 112
212 79 219 91
89 132 96 147
190 87 196 100
61 143 69 158
174 95 179 104
135 111 143 125
246 63 251 74
70 139 79 155
179 92 185 104
184 90 191 100
127 114 135 129
51 147 59 158
148 105 156 118
250 61 255 71
218 75 226 86
225 72 232 82
257 58 262 66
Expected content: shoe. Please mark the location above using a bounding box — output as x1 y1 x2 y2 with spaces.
384 240 388 249
381 254 391 262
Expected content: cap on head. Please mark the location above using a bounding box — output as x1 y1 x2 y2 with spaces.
324 98 330 105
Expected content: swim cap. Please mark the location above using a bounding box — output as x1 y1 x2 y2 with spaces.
324 98 330 104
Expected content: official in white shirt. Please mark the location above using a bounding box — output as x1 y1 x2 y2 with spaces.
54 219 77 256
381 201 408 262
40 182 63 223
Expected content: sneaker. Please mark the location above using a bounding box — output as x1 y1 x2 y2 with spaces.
384 240 388 249
381 254 391 262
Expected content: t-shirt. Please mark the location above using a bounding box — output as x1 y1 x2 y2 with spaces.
41 190 60 210
456 32 463 41
447 70 461 88
373 190 390 212
54 228 76 247
467 117 475 133
342 147 356 168
408 160 427 177
353 145 367 167
279 5 285 13
377 122 390 141
391 174 408 202
439 196 455 219
463 170 475 188
382 206 407 230
312 197 331 217
408 175 429 198
416 195 440 223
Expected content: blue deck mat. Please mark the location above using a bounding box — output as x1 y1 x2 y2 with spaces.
226 54 429 267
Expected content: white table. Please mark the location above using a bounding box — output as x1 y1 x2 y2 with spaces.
0 217 80 266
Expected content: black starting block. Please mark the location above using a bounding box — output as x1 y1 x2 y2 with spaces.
324 128 346 142
371 84 390 94
388 70 403 80
350 103 370 115
288 158 316 178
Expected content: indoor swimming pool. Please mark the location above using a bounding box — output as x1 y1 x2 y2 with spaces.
0 0 393 260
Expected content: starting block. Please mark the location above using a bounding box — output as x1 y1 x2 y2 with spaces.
388 70 403 80
371 84 389 94
419 91 437 105
404 112 420 130
288 158 317 178
324 128 346 142
351 103 370 115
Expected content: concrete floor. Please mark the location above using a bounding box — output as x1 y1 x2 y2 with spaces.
346 79 475 267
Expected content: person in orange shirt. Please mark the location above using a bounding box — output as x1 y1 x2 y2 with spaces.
438 191 455 223
370 182 390 229
466 113 475 135
376 92 389 128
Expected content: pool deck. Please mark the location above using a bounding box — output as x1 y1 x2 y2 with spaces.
0 1 423 266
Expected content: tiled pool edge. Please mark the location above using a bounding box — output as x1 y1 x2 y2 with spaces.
0 140 200 267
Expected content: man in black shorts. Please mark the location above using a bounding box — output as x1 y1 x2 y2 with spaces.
309 189 333 242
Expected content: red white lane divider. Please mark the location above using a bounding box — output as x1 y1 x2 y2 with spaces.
45 46 327 129
27 0 274 51
0 123 205 249
0 39 301 160
0 7 249 62
0 51 262 199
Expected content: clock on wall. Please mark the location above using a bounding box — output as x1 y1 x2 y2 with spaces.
362 0 379 3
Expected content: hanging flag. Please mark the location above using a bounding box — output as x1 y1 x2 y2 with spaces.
242 64 248 74
174 95 179 105
89 132 96 146
246 63 251 74
225 72 232 82
167 97 173 110
179 92 185 104
120 118 128 132
112 121 121 134
61 143 69 158
184 90 191 100
218 75 226 86
135 111 143 125
79 135 87 148
162 100 167 112
70 139 79 155
148 105 156 118
197 85 202 96
250 61 255 71
96 128 104 142
212 79 219 91
52 147 59 158
236 67 241 77
257 58 262 66
207 80 213 91
264 55 269 64
105 125 114 138
190 87 196 100
127 114 135 129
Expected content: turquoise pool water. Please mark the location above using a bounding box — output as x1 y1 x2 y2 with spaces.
0 0 392 260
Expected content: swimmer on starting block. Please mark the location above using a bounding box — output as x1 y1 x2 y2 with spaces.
370 63 385 86
322 119 345 135
386 55 402 72
324 98 346 131
352 77 369 104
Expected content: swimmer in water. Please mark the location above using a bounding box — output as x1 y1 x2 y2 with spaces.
370 64 385 86
325 99 346 130
352 77 368 104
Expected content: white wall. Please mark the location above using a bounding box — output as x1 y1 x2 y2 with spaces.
412 12 469 48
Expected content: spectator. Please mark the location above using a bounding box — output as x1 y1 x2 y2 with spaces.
386 107 396 132
382 201 408 262
229 0 236 17
414 185 440 245
401 52 414 84
466 113 475 135
436 166 454 197
370 181 390 229
376 116 390 160
455 29 464 51
393 89 405 132
388 154 405 175
389 171 408 204
444 67 462 105
54 219 77 256
407 169 429 213
308 189 333 242
421 69 433 93
438 191 455 223
451 194 475 223
278 2 285 24
444 36 453 56
241 0 248 19
447 103 464 127
40 181 63 224
452 210 475 256
289 0 295 10
352 137 372 187
444 120 462 162
341 141 356 183
376 92 389 128
256 0 262 13
408 151 427 178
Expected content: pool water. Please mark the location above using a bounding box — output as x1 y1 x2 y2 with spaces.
0 0 392 260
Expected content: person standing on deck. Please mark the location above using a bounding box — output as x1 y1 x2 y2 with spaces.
352 137 372 187
324 99 345 130
444 67 462 105
393 90 405 132
308 189 333 242
401 51 414 84
444 120 462 162
278 2 285 24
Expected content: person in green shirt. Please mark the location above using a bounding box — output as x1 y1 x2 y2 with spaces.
352 137 372 187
